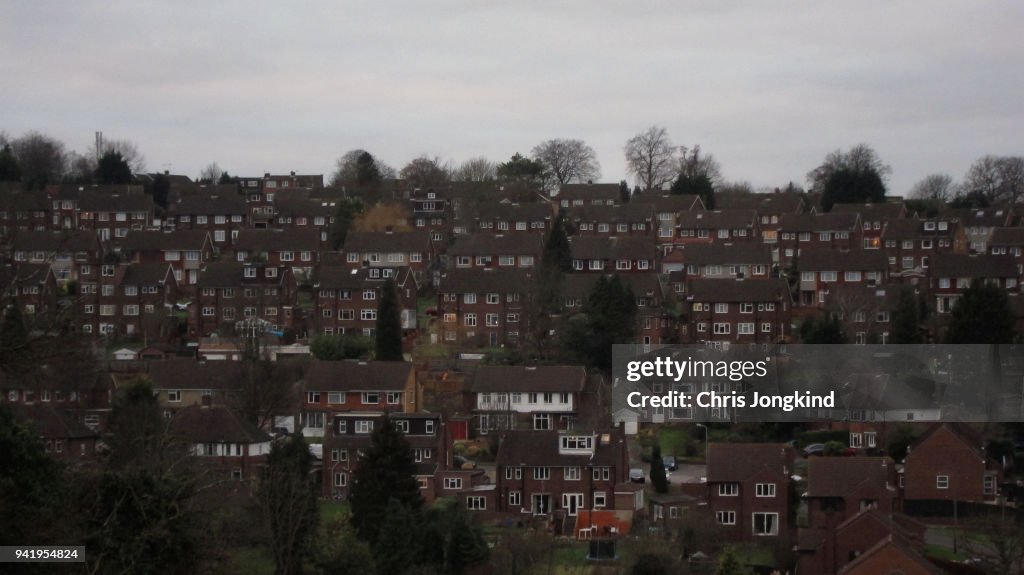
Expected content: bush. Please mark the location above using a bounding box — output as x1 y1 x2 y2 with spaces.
824 441 846 456
798 430 849 447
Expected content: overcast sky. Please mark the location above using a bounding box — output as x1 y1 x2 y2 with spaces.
2 1 1021 194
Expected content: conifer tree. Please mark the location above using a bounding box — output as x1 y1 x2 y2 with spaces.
375 277 403 361
350 415 424 545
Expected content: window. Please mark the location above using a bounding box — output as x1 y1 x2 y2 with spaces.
300 411 325 429
564 466 581 480
984 475 996 496
464 313 477 327
334 472 348 487
445 477 463 490
393 419 409 433
737 323 754 335
714 303 728 313
361 309 377 321
534 413 551 430
719 483 739 496
713 323 730 335
505 466 523 480
307 392 321 404
936 475 949 489
168 390 181 402
363 289 376 300
361 392 379 404
509 491 522 506
753 512 779 536
533 467 551 480
466 496 486 510
355 420 373 434
756 483 776 497
328 392 344 405
740 303 753 314
386 392 402 405
821 271 837 282
716 511 736 525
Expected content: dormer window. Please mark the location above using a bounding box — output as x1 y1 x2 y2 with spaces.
560 435 593 451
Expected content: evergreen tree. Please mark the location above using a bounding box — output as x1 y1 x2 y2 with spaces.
563 275 638 371
329 198 363 250
94 150 133 184
0 405 67 546
946 279 1017 344
650 443 669 494
799 314 847 344
891 287 923 344
350 415 424 545
355 151 383 185
105 377 166 471
375 278 403 361
310 334 373 360
0 144 21 181
371 498 417 575
444 506 489 575
671 172 715 209
261 432 320 575
820 167 885 212
0 304 28 373
150 172 170 209
543 210 573 273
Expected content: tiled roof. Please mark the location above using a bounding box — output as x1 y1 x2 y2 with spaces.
831 202 906 220
448 234 544 256
122 230 210 252
676 209 757 229
437 269 533 294
342 230 432 253
495 429 626 467
169 405 271 444
706 442 794 483
304 360 413 392
563 273 663 299
8 404 98 439
556 183 621 202
678 243 772 266
928 254 1018 278
173 194 247 215
10 230 99 253
806 457 895 498
779 212 859 232
119 263 175 286
687 279 790 303
797 250 889 271
569 236 657 260
145 358 246 390
566 204 653 223
79 191 154 212
315 266 414 290
233 229 322 252
989 227 1024 246
467 365 586 393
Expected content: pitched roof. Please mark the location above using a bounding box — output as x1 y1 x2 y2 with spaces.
557 183 621 202
304 360 413 391
779 212 859 232
881 219 956 240
273 197 334 217
988 227 1024 247
315 266 414 290
145 358 246 390
437 268 534 294
448 234 544 256
473 202 553 221
825 284 904 313
119 263 175 287
563 273 663 299
233 228 322 252
941 207 1015 227
10 230 99 253
197 262 289 288
836 536 944 575
706 443 793 483
495 429 626 467
173 194 247 215
467 365 586 393
687 279 790 303
928 254 1018 278
569 235 657 260
122 230 210 252
806 457 895 498
676 209 757 229
169 405 271 444
78 190 154 212
630 194 703 212
8 404 98 440
830 202 907 220
566 204 653 223
677 243 772 266
342 230 432 253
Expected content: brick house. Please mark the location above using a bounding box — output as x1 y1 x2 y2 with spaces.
831 202 908 250
231 228 322 283
169 405 273 481
268 197 334 240
684 279 791 345
825 284 910 344
0 189 49 238
902 423 1001 503
76 189 156 241
566 204 655 237
409 187 452 241
300 360 417 439
927 253 1019 316
493 428 630 520
704 442 795 542
674 210 760 247
341 230 434 277
142 358 246 415
88 263 179 340
121 230 214 290
776 213 861 269
629 194 704 246
797 510 928 575
447 234 543 270
796 250 890 308
671 243 773 281
716 191 806 246
805 457 900 530
435 268 533 348
168 194 248 247
988 226 1024 276
314 265 418 337
8 403 100 463
193 262 297 337
8 229 102 287
468 202 552 236
322 412 448 502
467 365 586 433
880 218 965 281
831 536 943 575
556 183 620 208
944 206 1015 254
1 262 58 319
569 236 658 273
562 273 673 348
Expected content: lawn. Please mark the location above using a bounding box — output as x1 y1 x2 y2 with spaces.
926 544 967 563
321 500 350 526
225 547 274 575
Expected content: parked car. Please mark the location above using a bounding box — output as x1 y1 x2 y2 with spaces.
629 468 645 483
453 455 477 470
803 443 825 457
662 455 678 471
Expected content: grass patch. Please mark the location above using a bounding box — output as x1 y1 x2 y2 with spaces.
225 546 274 575
321 500 350 526
732 544 775 567
658 427 691 457
926 544 967 562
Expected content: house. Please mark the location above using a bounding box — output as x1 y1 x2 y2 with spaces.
684 279 791 345
927 253 1019 316
987 226 1024 276
193 262 297 337
630 194 704 244
168 194 248 247
562 273 672 348
566 204 654 237
672 243 773 281
121 230 214 289
569 236 658 273
409 187 452 240
776 213 861 268
231 228 322 282
493 428 630 522
141 358 247 415
805 457 900 529
7 403 100 463
674 210 760 246
831 202 908 249
8 229 102 287
467 365 587 433
323 412 448 502
831 536 943 575
169 405 273 481
825 284 909 344
0 188 49 238
943 207 1015 254
797 511 928 575
902 423 1001 504
1 262 58 319
300 360 417 438
556 183 621 208
880 218 964 280
82 263 178 340
314 265 418 338
704 442 795 542
76 189 156 241
796 250 890 308
471 202 553 235
447 234 543 270
435 269 533 348
268 197 334 238
341 230 434 277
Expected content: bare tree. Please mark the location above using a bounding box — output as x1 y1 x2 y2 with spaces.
453 156 496 182
400 155 452 189
678 145 722 184
198 162 222 184
625 126 678 191
910 173 957 202
10 131 66 189
964 155 1024 204
807 143 891 192
962 515 1024 575
98 138 146 173
531 138 600 190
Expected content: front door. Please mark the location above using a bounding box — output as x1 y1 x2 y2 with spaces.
533 494 551 515
563 493 584 516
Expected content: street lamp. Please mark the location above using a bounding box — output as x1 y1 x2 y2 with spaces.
696 423 709 464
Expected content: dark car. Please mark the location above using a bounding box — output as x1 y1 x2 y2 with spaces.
453 455 477 469
662 455 678 471
629 468 645 483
